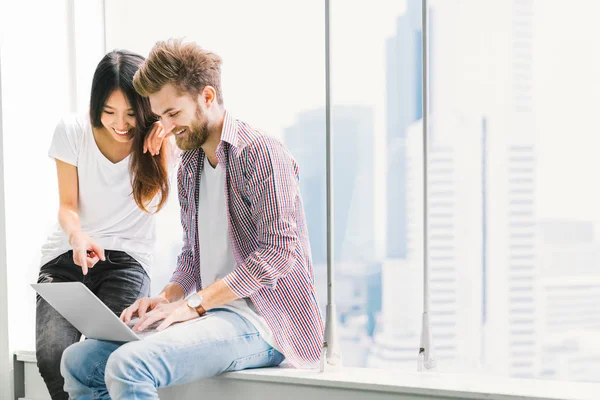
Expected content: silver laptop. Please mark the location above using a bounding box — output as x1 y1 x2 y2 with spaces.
32 282 212 342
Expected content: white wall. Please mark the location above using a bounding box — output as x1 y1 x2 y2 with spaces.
0 20 11 400
1 0 73 361
0 0 105 369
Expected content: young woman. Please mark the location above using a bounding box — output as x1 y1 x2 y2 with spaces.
35 50 176 400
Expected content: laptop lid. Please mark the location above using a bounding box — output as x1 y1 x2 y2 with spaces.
32 282 139 342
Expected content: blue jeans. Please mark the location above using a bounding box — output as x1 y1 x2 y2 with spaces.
60 308 285 399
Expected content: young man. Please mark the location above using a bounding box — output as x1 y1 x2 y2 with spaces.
60 39 324 399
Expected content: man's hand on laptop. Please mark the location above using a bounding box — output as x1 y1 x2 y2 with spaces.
127 299 199 333
120 296 169 327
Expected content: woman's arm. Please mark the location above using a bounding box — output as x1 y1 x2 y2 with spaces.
56 159 80 241
55 159 105 274
144 123 181 169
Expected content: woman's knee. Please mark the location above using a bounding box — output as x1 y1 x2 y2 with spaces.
36 346 62 381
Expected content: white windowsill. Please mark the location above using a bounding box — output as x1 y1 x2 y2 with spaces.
15 351 600 400
221 364 600 400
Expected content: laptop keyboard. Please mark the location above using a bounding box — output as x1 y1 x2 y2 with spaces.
128 318 161 334
126 314 215 339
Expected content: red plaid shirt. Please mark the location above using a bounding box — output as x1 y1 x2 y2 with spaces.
170 111 324 368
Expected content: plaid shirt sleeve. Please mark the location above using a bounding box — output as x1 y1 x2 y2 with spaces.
169 163 197 296
222 136 301 298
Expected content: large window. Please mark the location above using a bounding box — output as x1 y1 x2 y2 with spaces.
2 0 599 387
333 0 600 383
324 0 422 368
423 0 600 382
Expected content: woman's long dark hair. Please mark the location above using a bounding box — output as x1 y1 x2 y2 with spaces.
90 50 169 213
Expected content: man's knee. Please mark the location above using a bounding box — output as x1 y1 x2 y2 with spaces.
61 340 111 388
105 343 151 386
60 342 89 382
60 340 98 382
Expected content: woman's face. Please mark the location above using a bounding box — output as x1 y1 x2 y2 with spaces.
100 89 136 143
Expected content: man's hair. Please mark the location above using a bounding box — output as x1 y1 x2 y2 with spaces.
133 39 224 103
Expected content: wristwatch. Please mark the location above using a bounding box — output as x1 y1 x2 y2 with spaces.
186 293 205 316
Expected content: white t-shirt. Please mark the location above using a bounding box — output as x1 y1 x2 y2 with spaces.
41 114 176 274
197 156 278 350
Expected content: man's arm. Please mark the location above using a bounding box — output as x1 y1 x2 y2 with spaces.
196 280 237 311
221 136 301 299
158 282 186 303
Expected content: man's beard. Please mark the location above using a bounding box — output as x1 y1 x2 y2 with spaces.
175 106 209 151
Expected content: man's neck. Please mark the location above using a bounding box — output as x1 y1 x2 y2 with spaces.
202 108 226 167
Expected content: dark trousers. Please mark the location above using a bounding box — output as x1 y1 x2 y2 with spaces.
35 250 150 400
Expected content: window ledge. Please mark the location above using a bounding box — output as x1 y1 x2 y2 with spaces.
220 364 599 400
15 351 600 400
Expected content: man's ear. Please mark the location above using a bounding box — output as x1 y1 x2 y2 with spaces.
200 86 217 108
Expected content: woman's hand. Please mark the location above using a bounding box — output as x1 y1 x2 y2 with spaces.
69 231 105 275
143 121 172 156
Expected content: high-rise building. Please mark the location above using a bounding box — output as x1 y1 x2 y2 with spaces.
404 0 537 376
285 106 379 367
386 0 422 259
537 221 600 381
413 115 484 371
368 114 484 372
284 106 376 265
367 257 422 369
367 0 425 370
482 0 538 378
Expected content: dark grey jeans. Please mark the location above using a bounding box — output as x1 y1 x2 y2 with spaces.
36 250 150 400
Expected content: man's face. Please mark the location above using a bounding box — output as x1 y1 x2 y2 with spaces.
149 84 209 151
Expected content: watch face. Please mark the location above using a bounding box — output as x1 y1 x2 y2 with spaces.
188 294 202 308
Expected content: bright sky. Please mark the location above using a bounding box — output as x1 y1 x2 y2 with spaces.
533 0 600 226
